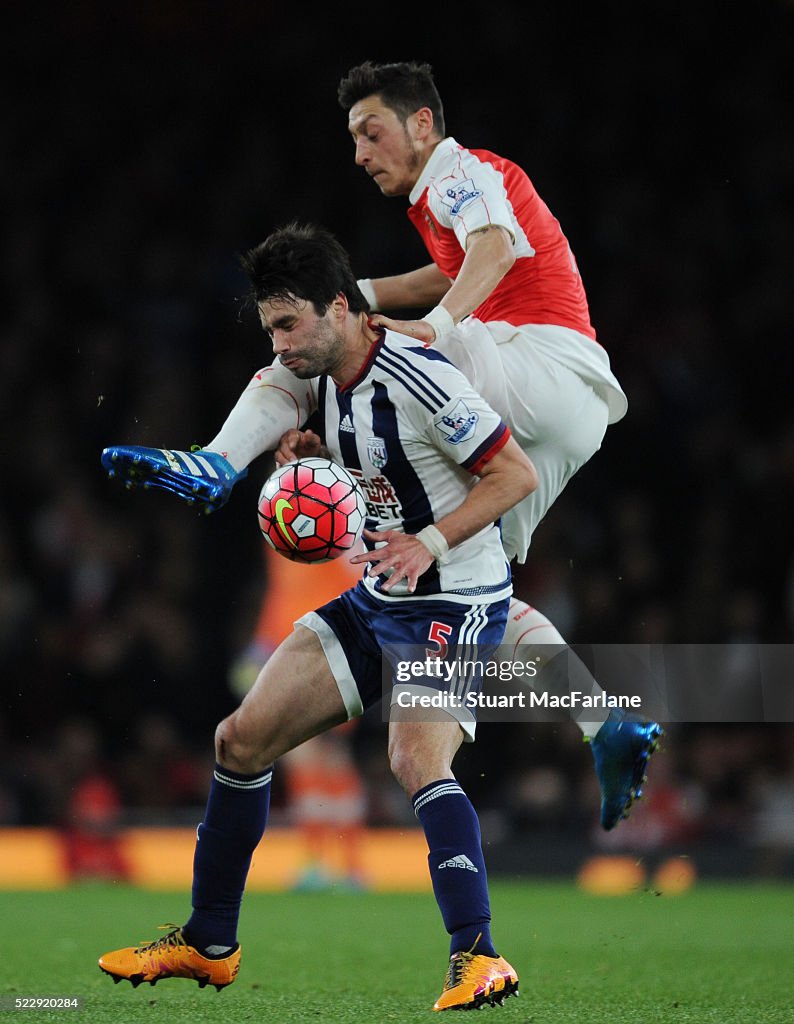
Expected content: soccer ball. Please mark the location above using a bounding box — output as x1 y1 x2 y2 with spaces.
257 457 367 563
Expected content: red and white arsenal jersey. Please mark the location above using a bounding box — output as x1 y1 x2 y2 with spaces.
407 137 596 339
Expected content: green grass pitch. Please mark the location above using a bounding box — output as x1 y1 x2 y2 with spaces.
2 881 793 1022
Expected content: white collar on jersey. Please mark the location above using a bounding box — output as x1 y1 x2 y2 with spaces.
409 136 460 205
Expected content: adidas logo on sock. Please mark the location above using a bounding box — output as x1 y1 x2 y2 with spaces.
340 415 355 433
438 854 479 872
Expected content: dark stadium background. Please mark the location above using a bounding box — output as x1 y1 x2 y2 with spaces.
2 1 793 878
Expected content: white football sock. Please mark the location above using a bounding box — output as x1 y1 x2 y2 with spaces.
503 598 608 739
206 369 310 473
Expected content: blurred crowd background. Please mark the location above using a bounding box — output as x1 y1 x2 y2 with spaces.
2 1 793 877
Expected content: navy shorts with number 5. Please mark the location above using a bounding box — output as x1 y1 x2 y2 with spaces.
297 580 509 741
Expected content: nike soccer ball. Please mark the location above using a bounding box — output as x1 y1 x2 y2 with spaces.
257 457 367 563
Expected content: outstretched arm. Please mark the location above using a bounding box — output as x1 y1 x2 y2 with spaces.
362 262 451 312
368 226 515 344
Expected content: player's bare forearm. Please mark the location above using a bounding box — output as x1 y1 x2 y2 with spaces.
438 225 515 325
368 227 515 344
349 437 536 593
369 263 451 311
433 436 535 549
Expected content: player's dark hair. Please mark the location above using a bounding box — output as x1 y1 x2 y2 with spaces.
338 60 445 137
240 223 369 316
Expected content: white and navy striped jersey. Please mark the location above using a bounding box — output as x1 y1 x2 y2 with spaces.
259 329 513 604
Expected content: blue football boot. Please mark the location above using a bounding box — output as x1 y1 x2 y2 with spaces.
589 710 663 830
101 445 246 513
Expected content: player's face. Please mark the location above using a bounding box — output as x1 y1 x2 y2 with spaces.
258 297 346 380
348 95 425 197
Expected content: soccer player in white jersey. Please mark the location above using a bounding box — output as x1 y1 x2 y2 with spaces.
99 223 536 1011
102 61 661 834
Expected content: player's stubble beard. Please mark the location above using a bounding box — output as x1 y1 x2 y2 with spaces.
404 123 422 173
286 317 346 381
396 125 422 195
375 124 423 197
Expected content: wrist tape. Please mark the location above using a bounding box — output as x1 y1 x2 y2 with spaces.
416 524 450 563
423 304 455 341
357 278 378 312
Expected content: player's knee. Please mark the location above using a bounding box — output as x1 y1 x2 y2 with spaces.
389 736 450 796
215 712 275 775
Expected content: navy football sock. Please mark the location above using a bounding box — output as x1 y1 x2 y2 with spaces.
183 763 272 952
413 779 496 957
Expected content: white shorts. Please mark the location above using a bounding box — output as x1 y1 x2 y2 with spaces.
434 320 626 564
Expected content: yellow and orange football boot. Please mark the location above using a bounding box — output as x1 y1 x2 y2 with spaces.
433 948 519 1011
98 926 240 991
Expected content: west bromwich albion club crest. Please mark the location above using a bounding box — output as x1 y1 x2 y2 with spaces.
367 436 388 469
434 401 479 445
